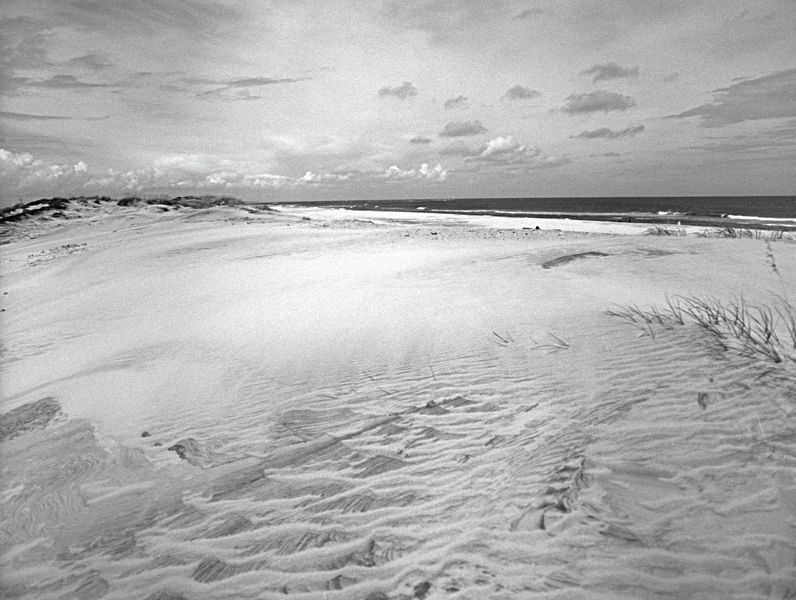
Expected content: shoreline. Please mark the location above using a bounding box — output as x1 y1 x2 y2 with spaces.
3 195 796 238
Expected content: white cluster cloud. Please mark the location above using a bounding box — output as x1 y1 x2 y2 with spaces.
0 149 89 195
1 149 451 199
383 163 450 181
469 136 538 162
300 163 450 185
462 136 570 170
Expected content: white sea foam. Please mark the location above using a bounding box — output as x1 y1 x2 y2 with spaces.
726 214 796 223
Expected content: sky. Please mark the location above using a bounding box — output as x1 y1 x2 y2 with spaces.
1 0 795 204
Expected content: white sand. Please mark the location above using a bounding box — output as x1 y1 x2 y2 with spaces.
2 202 796 599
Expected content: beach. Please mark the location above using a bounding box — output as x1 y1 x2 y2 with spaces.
2 199 796 599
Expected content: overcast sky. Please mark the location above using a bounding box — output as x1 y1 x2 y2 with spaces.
1 0 795 203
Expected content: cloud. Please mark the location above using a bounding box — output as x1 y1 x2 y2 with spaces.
581 63 639 82
225 76 305 88
1 148 90 195
0 16 52 74
575 125 645 139
382 163 450 182
562 90 636 114
665 68 796 127
49 0 243 40
301 162 451 186
462 136 570 170
410 136 432 144
65 53 113 71
503 85 540 100
439 143 479 157
439 120 488 137
1 111 71 121
377 81 418 99
195 75 308 99
25 75 113 90
0 111 109 122
0 1 245 96
0 148 294 196
686 119 796 159
444 95 468 110
385 0 512 44
664 72 681 83
0 149 453 198
1 74 115 96
513 8 543 20
467 136 538 162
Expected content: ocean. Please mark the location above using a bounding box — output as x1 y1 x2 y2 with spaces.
273 196 796 230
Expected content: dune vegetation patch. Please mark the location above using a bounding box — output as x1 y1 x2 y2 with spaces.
607 295 796 365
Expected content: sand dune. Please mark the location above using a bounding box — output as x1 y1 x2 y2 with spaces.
2 201 795 599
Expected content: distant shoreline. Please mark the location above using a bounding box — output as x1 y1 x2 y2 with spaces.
272 196 796 232
276 202 796 231
2 195 795 233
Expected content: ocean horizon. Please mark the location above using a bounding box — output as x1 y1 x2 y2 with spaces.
272 195 796 230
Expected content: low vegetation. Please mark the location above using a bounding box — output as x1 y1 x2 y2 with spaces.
645 225 687 236
0 195 246 223
607 295 796 364
696 227 796 242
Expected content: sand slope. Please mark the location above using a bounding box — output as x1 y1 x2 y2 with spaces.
2 204 795 599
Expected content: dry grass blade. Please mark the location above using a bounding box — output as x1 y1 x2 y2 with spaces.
605 305 656 337
530 333 570 353
773 295 796 351
607 295 796 365
489 331 514 347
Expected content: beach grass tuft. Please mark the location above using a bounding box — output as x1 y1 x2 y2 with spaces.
696 227 796 242
607 295 796 364
645 225 687 236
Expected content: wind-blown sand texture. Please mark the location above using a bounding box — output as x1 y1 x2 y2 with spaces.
2 200 796 599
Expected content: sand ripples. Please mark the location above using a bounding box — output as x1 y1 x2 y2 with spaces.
3 318 796 599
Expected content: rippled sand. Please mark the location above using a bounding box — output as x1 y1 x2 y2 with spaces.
2 202 795 599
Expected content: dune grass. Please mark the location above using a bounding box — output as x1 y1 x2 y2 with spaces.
696 227 796 242
607 295 796 364
645 225 687 236
644 226 795 242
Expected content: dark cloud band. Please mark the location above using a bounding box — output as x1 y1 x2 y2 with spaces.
378 81 418 99
582 63 639 82
563 90 636 114
439 120 488 137
666 68 796 127
576 125 645 139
